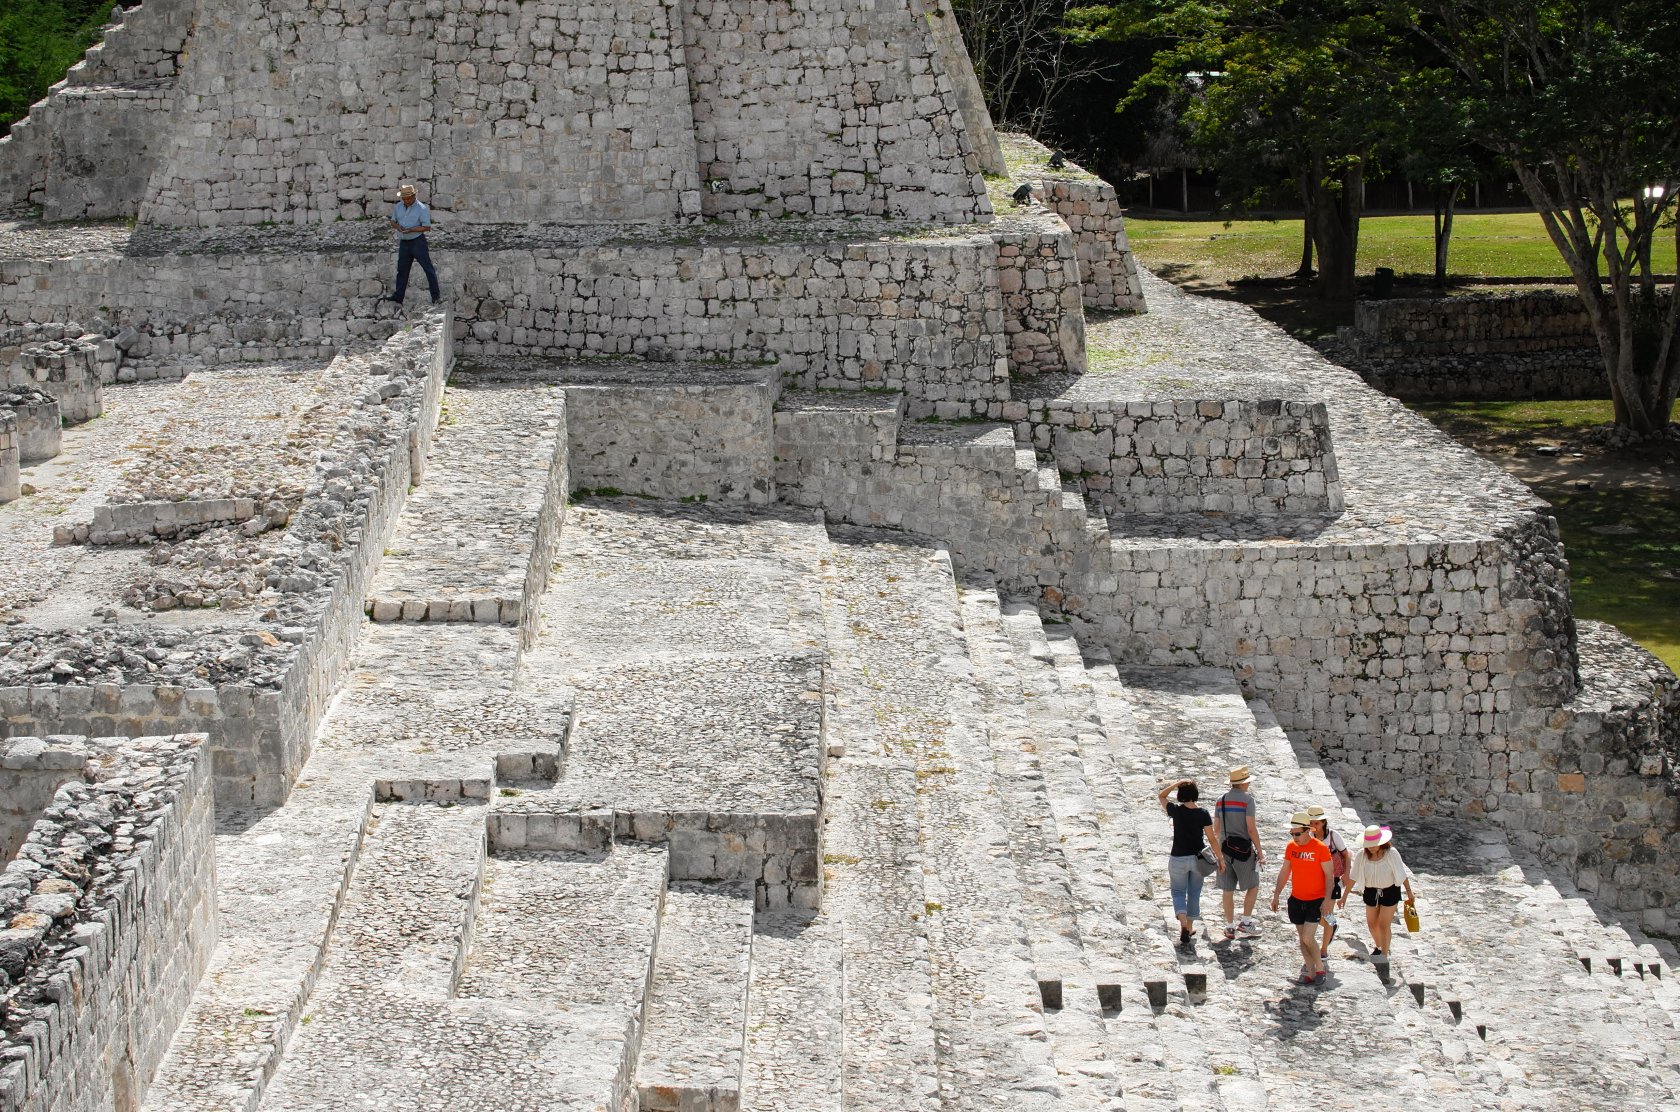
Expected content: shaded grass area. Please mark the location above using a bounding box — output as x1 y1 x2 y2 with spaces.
1406 399 1680 448
1408 400 1680 674
1126 212 1677 282
1544 487 1680 675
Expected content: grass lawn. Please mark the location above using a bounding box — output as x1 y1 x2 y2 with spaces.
1405 399 1679 446
1126 212 1678 283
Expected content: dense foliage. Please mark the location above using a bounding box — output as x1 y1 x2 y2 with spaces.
0 0 117 137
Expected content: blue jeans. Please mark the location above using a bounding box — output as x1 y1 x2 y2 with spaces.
1168 854 1204 920
393 236 440 303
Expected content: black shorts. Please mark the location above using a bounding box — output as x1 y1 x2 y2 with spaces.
1362 884 1402 907
1287 896 1324 925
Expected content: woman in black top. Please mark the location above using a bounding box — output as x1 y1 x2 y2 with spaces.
1158 778 1223 947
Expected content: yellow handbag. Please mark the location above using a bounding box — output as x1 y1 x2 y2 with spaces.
1402 898 1420 933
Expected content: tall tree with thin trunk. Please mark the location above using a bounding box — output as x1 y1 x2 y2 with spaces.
1404 0 1679 436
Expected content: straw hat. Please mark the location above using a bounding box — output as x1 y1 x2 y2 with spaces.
1288 810 1313 828
1360 824 1394 848
1229 766 1251 785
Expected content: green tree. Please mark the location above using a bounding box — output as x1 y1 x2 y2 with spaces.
1074 0 1404 300
0 0 117 137
1404 0 1679 437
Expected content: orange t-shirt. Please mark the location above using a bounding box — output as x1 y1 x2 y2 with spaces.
1285 837 1331 900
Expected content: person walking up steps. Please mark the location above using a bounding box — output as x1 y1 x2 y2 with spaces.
1158 778 1223 948
1307 805 1350 960
1271 810 1334 985
1213 766 1263 940
1338 825 1415 962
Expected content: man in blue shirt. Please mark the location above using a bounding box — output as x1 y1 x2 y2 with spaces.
384 183 441 305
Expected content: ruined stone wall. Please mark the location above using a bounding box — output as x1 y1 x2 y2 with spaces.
0 320 452 806
1015 397 1342 517
0 235 1012 416
994 217 1086 377
1351 291 1595 357
0 739 85 862
0 734 214 1112
1509 623 1678 930
683 0 990 222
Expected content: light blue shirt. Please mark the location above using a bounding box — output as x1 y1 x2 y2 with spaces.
392 200 431 241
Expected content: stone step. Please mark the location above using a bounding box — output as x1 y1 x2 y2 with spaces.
739 910 844 1112
1090 661 1510 1107
366 383 567 638
957 581 1181 1111
260 802 672 1110
636 883 756 1112
995 604 1219 1112
142 780 374 1112
820 530 1060 1109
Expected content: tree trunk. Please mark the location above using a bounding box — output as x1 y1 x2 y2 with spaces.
1292 172 1315 279
1432 183 1460 289
1306 155 1362 301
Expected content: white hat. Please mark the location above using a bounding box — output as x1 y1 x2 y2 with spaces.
1361 824 1393 848
1288 811 1313 828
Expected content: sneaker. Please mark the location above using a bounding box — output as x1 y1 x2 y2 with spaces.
1312 970 1328 985
1222 924 1237 941
1236 921 1262 939
382 295 403 304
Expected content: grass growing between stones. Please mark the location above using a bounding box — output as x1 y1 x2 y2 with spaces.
1126 212 1678 282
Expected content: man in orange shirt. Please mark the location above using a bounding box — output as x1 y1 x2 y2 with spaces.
1271 810 1334 984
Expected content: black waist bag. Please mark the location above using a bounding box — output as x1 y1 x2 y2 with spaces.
1221 833 1254 862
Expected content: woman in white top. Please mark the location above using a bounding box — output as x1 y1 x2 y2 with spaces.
1336 824 1415 960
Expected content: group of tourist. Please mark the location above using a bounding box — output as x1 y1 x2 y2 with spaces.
1157 766 1416 986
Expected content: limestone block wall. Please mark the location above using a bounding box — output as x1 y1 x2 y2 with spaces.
0 236 1012 416
0 320 452 806
0 0 190 215
1509 623 1679 931
0 734 215 1112
921 0 1006 176
4 338 107 424
1000 133 1147 312
1014 397 1343 516
683 0 991 222
1088 516 1575 821
0 738 85 862
994 218 1086 377
0 391 63 463
560 367 777 503
1347 349 1608 402
1349 290 1603 358
0 415 16 504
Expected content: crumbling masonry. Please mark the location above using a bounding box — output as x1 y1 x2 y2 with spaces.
0 0 1676 1109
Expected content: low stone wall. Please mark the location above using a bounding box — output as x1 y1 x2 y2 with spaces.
1345 348 1607 401
994 218 1086 378
0 389 61 463
1012 397 1342 516
0 733 215 1112
1350 291 1596 358
557 366 777 504
1 317 453 806
0 738 86 862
